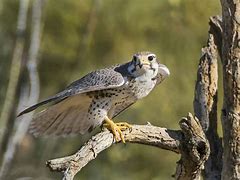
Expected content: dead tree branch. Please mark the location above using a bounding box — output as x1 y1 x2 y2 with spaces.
47 124 182 179
47 113 209 180
194 17 223 180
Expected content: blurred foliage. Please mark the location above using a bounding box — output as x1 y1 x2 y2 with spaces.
0 0 220 179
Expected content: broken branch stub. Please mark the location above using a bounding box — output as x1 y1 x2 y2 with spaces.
175 113 210 180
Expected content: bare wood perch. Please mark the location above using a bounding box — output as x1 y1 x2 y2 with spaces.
174 113 210 180
194 16 223 180
47 113 209 180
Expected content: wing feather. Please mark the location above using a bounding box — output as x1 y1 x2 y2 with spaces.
29 94 94 136
18 65 127 116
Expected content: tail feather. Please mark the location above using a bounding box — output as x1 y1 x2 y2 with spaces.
29 94 94 136
73 111 92 134
29 108 63 136
55 108 80 136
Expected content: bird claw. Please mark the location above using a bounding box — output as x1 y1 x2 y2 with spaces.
115 122 132 130
103 118 131 143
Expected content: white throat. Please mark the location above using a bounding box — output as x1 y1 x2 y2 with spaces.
127 63 158 80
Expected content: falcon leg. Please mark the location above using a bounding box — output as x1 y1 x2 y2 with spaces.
103 117 131 143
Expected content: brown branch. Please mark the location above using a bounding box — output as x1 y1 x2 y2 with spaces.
47 124 181 177
46 113 209 180
194 18 222 179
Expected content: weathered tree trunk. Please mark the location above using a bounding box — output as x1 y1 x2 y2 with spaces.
220 0 240 179
194 16 223 180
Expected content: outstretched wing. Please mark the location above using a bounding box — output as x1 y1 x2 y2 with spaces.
18 65 126 116
29 94 95 136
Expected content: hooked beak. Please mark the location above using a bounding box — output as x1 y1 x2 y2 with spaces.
158 64 170 76
139 59 150 68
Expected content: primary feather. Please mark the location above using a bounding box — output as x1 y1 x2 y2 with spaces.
29 94 93 136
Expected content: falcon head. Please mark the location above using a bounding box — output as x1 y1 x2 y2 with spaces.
128 52 170 81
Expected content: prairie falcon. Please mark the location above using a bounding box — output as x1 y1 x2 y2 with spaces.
18 52 170 142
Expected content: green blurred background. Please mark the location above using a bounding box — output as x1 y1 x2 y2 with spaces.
0 0 220 179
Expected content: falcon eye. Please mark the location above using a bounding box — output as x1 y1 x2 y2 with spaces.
148 55 155 61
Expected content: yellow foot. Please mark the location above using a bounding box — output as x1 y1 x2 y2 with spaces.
103 117 132 143
115 122 132 130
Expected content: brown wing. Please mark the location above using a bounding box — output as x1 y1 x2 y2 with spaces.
18 65 126 116
29 94 96 136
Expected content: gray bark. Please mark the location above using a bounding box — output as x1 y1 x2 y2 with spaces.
193 16 223 180
220 0 240 179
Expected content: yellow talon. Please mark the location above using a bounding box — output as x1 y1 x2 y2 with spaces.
115 122 132 131
103 117 132 143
